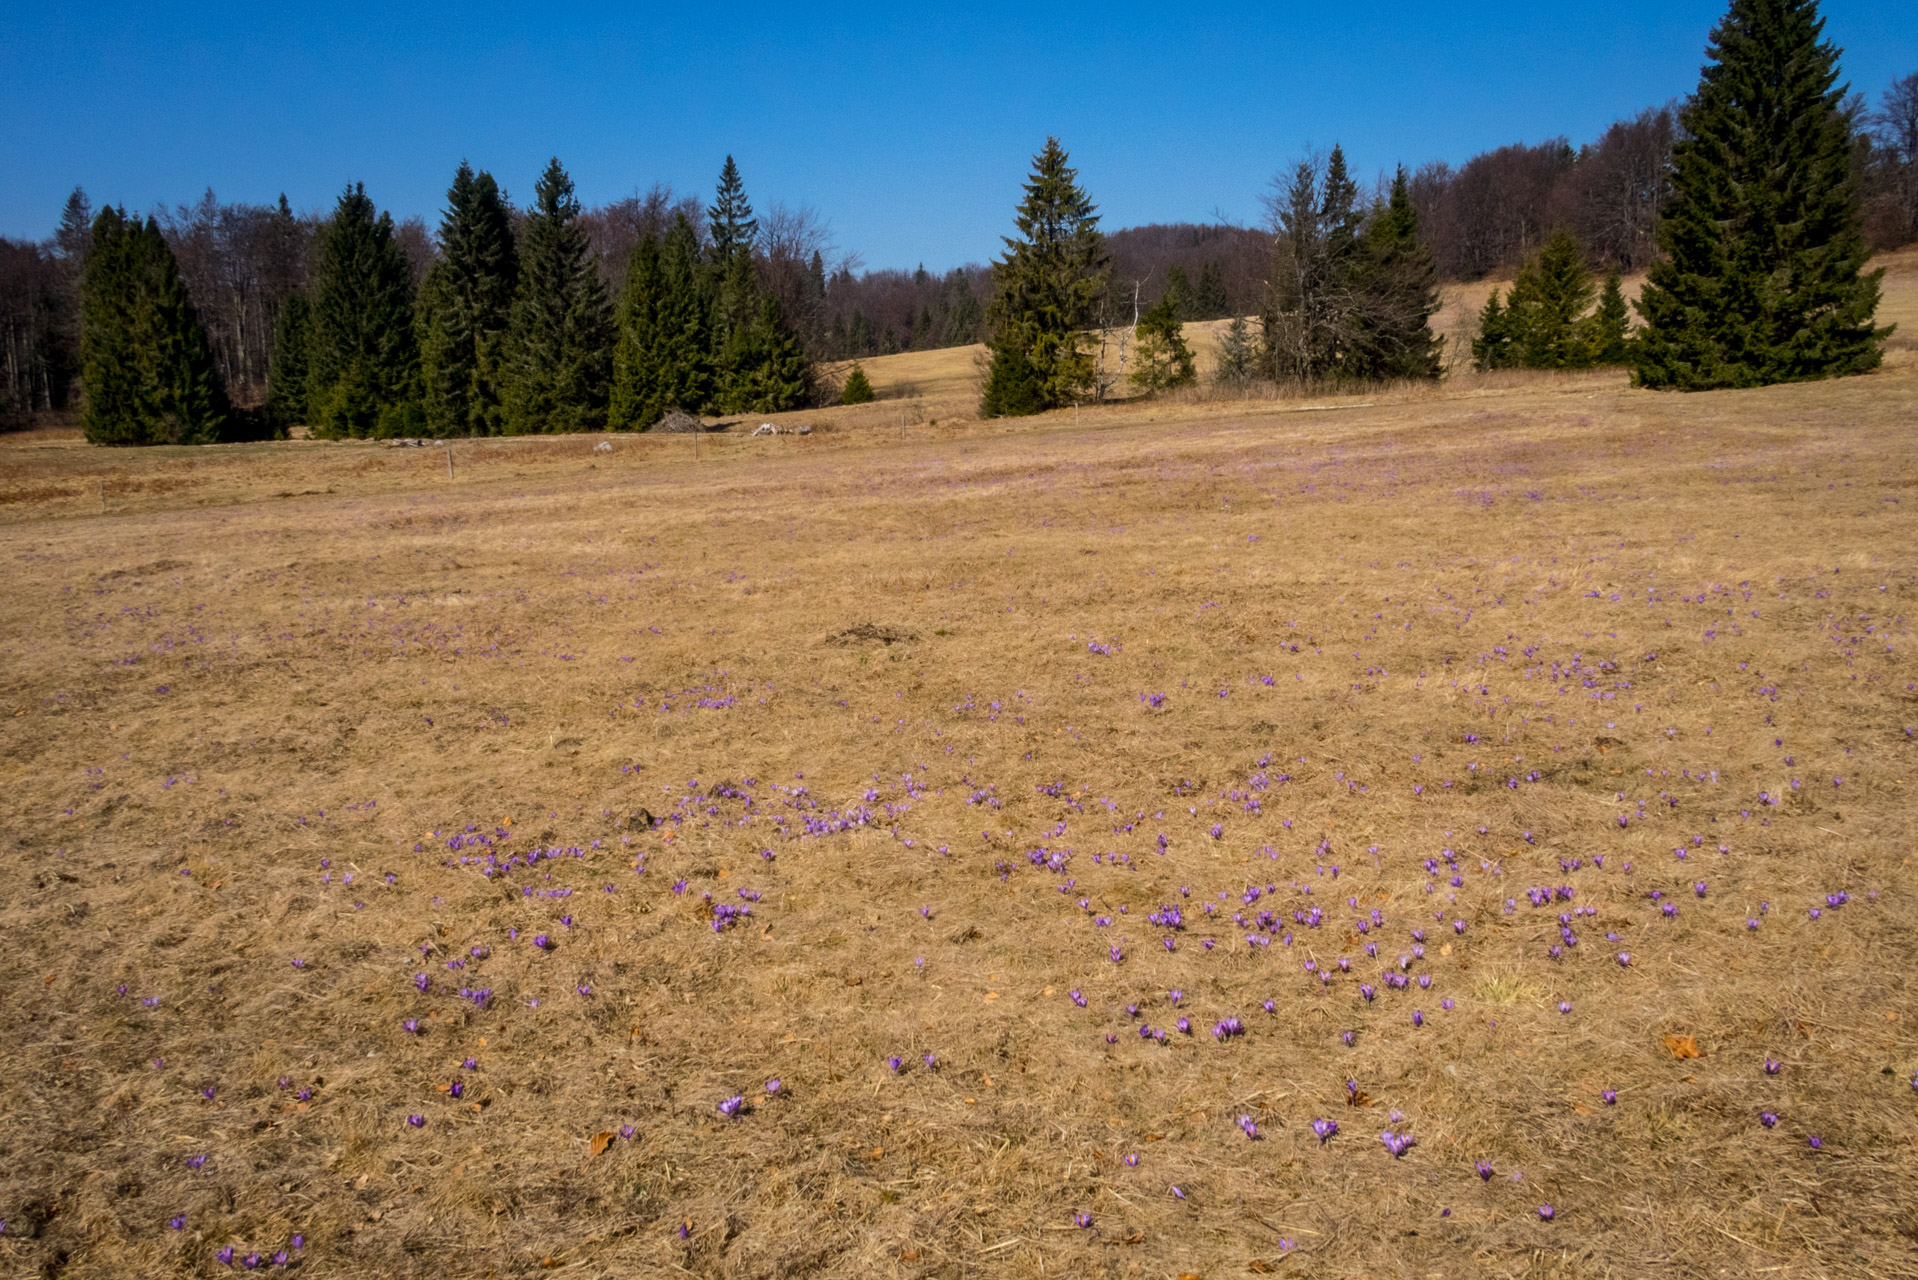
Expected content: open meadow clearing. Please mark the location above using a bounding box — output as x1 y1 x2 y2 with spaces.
1 260 1916 1279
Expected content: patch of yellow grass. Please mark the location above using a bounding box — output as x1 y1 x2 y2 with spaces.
0 254 1912 1278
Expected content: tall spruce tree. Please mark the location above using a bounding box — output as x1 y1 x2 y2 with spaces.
502 158 612 433
307 183 419 438
1348 168 1443 380
1634 0 1888 388
609 233 669 430
266 292 311 426
656 214 714 415
707 156 758 262
80 207 229 445
419 162 518 436
982 138 1106 416
1262 147 1364 382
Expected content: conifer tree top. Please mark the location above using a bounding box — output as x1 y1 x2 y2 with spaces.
1002 138 1101 257
709 156 758 260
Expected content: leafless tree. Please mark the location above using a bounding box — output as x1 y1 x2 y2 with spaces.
1866 72 1918 247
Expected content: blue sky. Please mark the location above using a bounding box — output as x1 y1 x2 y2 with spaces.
3 2 1911 271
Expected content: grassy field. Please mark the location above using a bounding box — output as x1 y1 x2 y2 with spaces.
1 255 1915 1279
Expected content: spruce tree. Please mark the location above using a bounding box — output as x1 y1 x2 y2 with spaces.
979 330 1046 417
307 183 419 438
840 363 875 404
1348 167 1443 381
1129 295 1197 394
1590 273 1632 364
1162 265 1192 320
80 207 229 445
609 233 668 430
502 158 612 433
1194 260 1229 319
656 215 713 413
1508 228 1597 368
1634 0 1887 388
1472 291 1515 370
1213 316 1259 386
722 294 810 412
267 292 311 426
708 156 758 262
419 162 518 436
982 138 1106 416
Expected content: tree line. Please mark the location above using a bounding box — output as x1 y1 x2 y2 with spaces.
0 0 1908 434
979 0 1891 410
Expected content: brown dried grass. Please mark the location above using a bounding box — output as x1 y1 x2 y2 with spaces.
0 260 1915 1278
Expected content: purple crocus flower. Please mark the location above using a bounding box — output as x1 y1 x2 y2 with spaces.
766 1079 782 1095
718 1095 744 1118
1124 1152 1140 1166
1601 1089 1617 1105
218 1246 234 1267
449 1081 464 1099
1311 1117 1338 1144
402 1018 421 1035
168 1215 186 1230
406 1114 425 1128
887 1055 903 1073
1764 1057 1781 1075
1808 1136 1823 1149
532 934 552 950
1537 1205 1555 1221
1072 1211 1092 1228
1760 1111 1779 1127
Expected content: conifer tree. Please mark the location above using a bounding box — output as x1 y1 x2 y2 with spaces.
722 294 810 412
502 158 612 433
840 363 875 404
1508 228 1596 368
1213 316 1259 386
707 156 758 262
982 138 1106 416
1634 0 1887 388
1348 168 1443 380
654 214 714 414
1162 265 1192 320
1194 260 1229 319
80 207 229 445
307 183 419 438
979 332 1046 417
267 292 311 426
1590 273 1632 364
609 234 668 430
1129 295 1197 394
1472 291 1515 370
419 162 518 436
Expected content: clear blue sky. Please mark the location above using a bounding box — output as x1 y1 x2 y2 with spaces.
3 2 1911 271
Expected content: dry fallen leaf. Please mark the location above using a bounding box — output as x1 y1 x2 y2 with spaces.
1250 1261 1276 1274
844 976 862 987
1664 1034 1700 1060
1346 1089 1374 1108
899 1249 920 1261
1123 1232 1144 1244
589 1131 615 1158
1439 943 1453 956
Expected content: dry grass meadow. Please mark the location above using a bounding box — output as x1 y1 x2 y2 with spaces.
2 257 1916 1279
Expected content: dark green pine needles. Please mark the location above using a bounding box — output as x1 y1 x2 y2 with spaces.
80 206 229 445
982 138 1107 417
1633 0 1890 389
502 158 613 433
419 162 518 436
306 183 420 438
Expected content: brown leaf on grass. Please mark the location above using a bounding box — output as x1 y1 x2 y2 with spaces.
1664 1034 1700 1059
589 1131 615 1157
1250 1261 1276 1274
1346 1089 1374 1107
900 1249 920 1261
844 976 862 986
